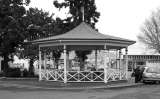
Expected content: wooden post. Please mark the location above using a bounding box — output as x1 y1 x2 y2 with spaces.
64 45 67 83
44 52 46 70
104 45 107 83
0 59 1 72
132 61 134 72
66 52 69 70
119 49 122 70
50 52 52 68
115 50 117 70
119 49 122 80
39 48 42 81
125 47 128 80
135 61 137 69
95 50 97 70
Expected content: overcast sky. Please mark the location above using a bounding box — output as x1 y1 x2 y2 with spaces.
28 0 160 55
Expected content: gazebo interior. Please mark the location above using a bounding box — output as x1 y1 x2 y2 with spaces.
33 22 136 83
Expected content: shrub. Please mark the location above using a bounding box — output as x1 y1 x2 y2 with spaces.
23 69 28 77
34 74 39 78
8 68 21 77
0 71 3 77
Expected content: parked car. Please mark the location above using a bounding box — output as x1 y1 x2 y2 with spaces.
86 66 92 71
142 67 160 83
98 68 104 71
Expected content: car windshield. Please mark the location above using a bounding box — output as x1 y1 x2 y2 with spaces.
146 67 160 74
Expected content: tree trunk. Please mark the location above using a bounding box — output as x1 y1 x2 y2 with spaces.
55 60 58 70
28 58 34 77
82 60 85 71
80 57 84 71
3 55 9 77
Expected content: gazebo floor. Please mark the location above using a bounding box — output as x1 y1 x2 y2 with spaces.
41 79 127 87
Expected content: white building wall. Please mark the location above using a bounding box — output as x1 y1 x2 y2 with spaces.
146 60 160 68
13 56 29 69
146 63 160 67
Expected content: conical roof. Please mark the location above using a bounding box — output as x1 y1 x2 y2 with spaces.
33 22 135 43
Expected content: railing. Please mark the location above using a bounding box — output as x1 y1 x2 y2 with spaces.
40 69 127 83
67 71 104 82
107 69 126 82
41 69 64 82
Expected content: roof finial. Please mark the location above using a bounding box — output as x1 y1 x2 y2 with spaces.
81 6 84 22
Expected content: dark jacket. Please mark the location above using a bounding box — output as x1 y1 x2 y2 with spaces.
134 67 141 75
140 67 145 74
91 67 96 71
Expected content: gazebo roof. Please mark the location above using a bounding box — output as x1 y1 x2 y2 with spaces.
34 22 135 42
33 22 136 50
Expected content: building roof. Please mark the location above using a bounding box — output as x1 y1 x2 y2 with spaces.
124 54 160 56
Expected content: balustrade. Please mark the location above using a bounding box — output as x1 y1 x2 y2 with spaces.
39 68 126 83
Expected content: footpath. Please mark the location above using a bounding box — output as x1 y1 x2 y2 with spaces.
0 76 143 91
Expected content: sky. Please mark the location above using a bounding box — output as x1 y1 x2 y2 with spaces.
27 0 160 55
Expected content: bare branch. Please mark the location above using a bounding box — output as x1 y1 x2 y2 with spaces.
138 8 160 53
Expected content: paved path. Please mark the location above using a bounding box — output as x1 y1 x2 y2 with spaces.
0 81 148 99
0 76 143 90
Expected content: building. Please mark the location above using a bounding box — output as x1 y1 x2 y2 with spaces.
123 55 160 71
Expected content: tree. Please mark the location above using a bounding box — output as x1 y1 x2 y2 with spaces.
138 8 160 54
0 0 30 76
53 0 100 70
53 0 100 29
17 7 56 77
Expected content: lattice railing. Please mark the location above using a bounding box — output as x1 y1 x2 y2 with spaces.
41 69 64 82
107 69 126 82
120 69 127 80
40 69 126 83
67 71 104 82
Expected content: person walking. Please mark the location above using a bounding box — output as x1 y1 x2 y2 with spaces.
134 66 141 83
139 67 145 82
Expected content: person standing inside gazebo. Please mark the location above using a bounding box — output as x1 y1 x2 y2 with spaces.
91 65 96 71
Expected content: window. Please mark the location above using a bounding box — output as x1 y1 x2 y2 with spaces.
146 67 160 74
